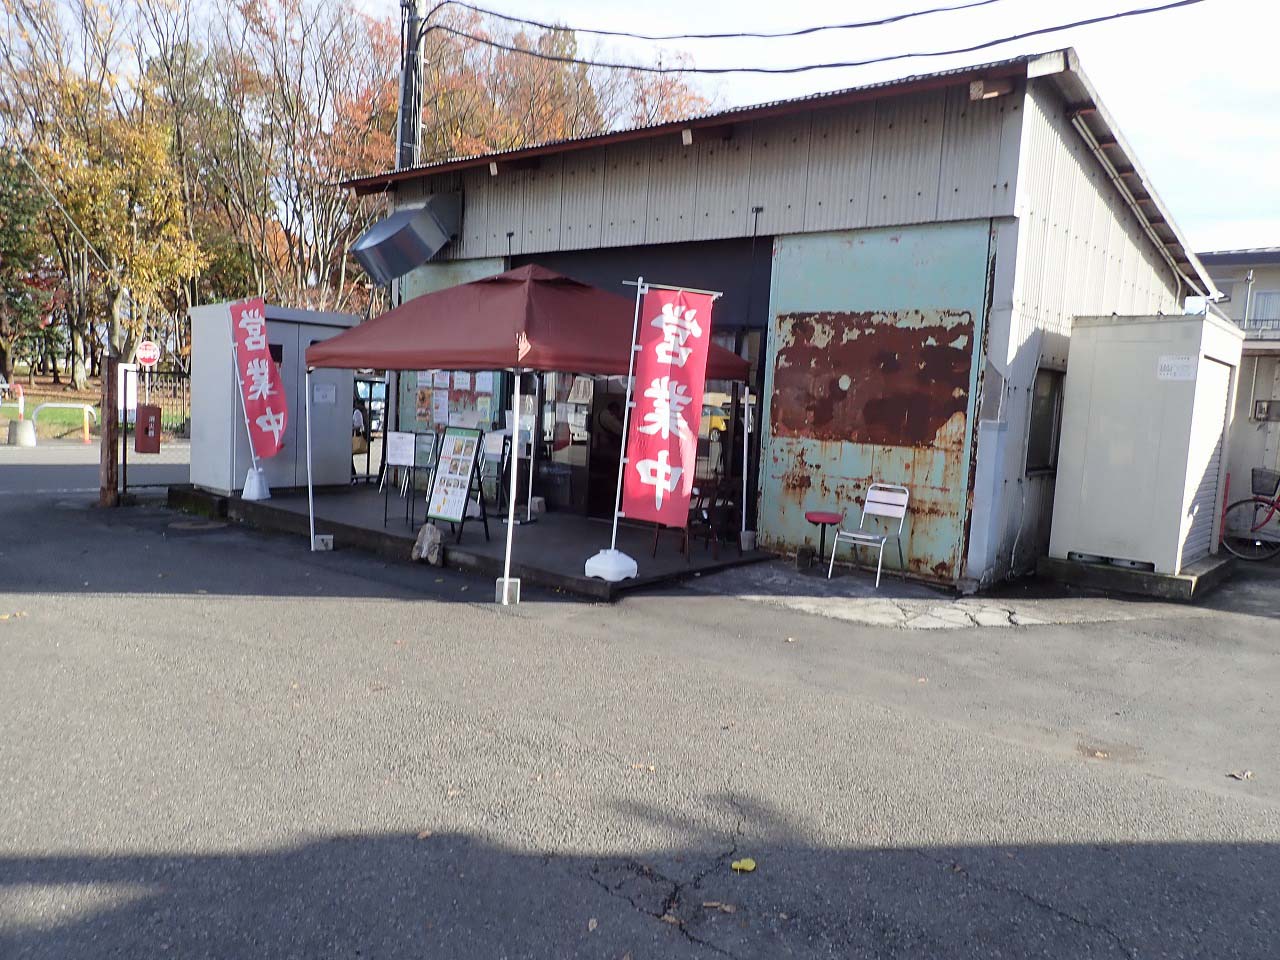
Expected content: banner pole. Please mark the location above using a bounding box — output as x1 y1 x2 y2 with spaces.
608 276 645 552
230 341 263 479
500 368 522 603
305 367 317 550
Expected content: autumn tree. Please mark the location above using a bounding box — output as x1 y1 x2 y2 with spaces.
0 149 52 382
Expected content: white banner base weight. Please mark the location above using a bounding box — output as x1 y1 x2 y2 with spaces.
495 577 521 605
311 534 334 552
242 467 271 501
585 549 638 582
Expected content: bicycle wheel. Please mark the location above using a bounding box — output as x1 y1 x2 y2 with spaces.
1221 498 1280 561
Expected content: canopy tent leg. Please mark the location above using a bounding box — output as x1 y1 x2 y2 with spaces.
741 388 750 534
497 368 521 604
305 368 329 552
526 373 539 522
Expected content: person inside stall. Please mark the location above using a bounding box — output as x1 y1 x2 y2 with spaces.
599 400 624 449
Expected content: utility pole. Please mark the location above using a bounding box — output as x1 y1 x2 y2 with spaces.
397 0 427 171
100 353 119 507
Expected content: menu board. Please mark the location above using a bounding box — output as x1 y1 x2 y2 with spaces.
426 427 482 523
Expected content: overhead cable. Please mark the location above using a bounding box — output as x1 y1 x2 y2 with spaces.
420 0 1207 75
441 0 1008 42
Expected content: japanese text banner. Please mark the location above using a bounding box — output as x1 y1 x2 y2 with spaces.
621 288 716 527
230 296 287 459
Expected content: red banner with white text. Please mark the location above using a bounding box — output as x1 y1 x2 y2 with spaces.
229 296 287 459
620 287 716 527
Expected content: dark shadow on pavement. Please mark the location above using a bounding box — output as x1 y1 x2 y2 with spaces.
1 803 1276 959
0 493 575 606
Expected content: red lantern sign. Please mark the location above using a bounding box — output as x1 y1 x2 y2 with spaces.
620 288 716 528
229 297 287 459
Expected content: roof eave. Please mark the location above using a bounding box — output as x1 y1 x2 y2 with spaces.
1038 49 1215 299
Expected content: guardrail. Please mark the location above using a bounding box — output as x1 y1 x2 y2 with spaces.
31 402 99 444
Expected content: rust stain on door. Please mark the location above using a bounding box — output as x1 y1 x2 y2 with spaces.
770 310 974 448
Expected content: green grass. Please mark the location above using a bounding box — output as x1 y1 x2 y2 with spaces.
1 405 101 440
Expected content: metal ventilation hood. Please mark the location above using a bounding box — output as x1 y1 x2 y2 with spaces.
352 193 460 286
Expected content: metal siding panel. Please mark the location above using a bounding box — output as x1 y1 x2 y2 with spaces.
692 127 752 240
396 179 426 205
646 138 698 243
748 114 810 235
758 222 990 584
1039 133 1076 337
1181 360 1232 564
936 85 1011 221
559 150 605 250
802 102 874 231
866 91 944 227
457 168 490 259
600 141 650 247
521 155 563 254
484 168 525 257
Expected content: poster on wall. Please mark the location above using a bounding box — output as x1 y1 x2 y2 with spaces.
619 288 716 528
416 387 433 421
426 427 482 523
432 390 450 425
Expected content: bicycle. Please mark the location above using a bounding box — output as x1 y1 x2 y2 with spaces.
1221 468 1280 561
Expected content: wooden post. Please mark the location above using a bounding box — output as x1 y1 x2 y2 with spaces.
99 355 119 507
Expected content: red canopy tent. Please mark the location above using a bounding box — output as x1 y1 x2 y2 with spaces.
300 264 750 603
304 264 750 380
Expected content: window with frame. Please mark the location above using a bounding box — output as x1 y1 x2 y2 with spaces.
1250 290 1280 324
1025 368 1064 473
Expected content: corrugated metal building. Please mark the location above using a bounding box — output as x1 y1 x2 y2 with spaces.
345 48 1215 589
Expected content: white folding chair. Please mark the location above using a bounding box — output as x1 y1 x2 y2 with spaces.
827 483 909 588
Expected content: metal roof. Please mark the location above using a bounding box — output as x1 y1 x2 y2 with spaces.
1198 247 1280 267
345 50 1052 191
344 47 1213 297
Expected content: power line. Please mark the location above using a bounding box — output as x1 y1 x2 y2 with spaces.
441 0 1008 42
0 132 115 277
420 0 1207 75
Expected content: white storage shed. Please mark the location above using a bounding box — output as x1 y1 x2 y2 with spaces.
189 302 357 495
1049 313 1244 575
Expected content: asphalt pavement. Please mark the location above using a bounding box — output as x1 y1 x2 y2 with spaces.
1 443 1278 958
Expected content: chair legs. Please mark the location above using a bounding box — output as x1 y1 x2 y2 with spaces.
828 536 891 589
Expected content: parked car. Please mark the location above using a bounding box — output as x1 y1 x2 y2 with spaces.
701 404 728 439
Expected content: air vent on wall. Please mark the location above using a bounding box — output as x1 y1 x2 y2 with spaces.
352 193 461 286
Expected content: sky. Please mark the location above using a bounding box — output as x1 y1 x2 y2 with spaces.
398 0 1280 253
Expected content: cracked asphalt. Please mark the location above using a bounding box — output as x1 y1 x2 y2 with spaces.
2 444 1279 958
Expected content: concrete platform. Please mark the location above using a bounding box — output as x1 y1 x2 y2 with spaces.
1036 553 1235 602
168 484 768 601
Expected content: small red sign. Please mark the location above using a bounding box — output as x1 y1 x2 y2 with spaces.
620 287 716 528
135 404 162 454
137 340 161 367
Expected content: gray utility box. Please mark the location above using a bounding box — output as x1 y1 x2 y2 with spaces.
1049 313 1244 575
190 302 356 495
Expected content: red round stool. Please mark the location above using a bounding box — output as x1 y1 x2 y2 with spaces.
805 510 843 566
